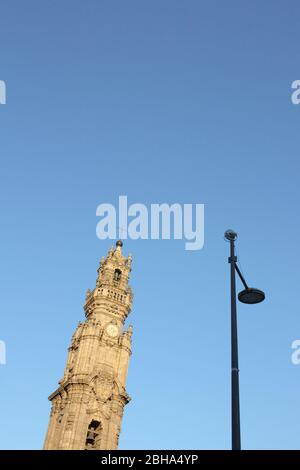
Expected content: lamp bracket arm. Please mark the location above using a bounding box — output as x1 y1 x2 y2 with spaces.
234 263 249 290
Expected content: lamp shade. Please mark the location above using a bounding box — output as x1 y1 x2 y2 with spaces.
238 288 265 305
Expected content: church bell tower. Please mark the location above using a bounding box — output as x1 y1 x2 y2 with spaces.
44 241 133 450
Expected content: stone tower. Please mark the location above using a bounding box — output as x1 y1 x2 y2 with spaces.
44 241 133 450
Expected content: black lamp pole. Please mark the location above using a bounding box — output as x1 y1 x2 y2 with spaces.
225 230 265 451
228 232 241 450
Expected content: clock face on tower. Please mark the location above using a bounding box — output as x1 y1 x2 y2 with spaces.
105 323 119 338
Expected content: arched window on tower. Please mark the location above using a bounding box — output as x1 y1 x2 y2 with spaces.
113 269 122 282
85 420 102 450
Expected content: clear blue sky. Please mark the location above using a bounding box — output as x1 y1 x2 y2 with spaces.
0 0 299 450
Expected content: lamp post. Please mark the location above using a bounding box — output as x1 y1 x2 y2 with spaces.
224 230 265 451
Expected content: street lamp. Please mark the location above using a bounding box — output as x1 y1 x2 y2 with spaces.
224 229 265 451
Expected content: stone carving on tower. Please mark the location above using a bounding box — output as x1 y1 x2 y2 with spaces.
44 241 133 450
